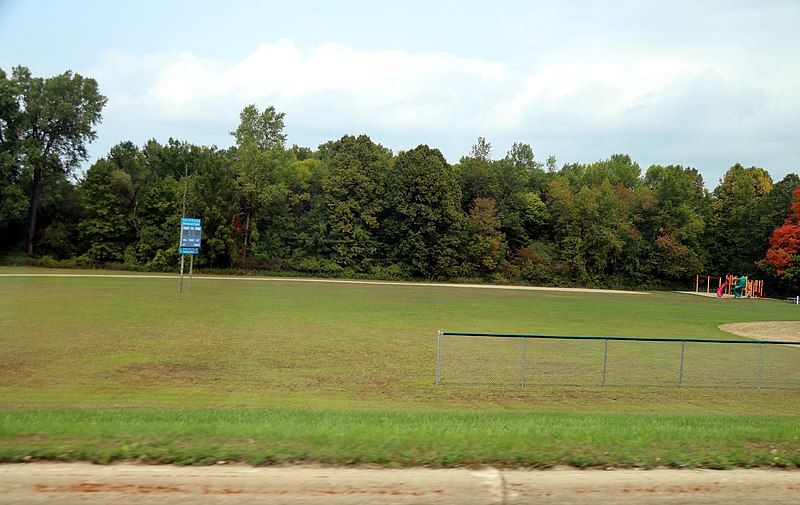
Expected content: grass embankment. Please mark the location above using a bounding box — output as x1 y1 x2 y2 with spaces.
2 408 799 469
1 267 799 467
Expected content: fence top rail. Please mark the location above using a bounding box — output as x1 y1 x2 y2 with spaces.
440 331 799 345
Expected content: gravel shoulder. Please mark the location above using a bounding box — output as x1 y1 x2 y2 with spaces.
2 463 799 505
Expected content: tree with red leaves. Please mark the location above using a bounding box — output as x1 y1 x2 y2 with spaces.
764 188 800 279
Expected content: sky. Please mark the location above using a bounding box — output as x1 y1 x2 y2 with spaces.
1 0 799 186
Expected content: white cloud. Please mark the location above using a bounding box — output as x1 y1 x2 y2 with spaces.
90 34 800 182
135 40 510 130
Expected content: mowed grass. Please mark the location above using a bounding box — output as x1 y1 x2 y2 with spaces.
1 267 800 467
2 408 800 469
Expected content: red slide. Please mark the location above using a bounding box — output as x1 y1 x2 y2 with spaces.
716 282 728 297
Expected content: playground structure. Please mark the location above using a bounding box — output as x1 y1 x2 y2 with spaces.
694 274 765 299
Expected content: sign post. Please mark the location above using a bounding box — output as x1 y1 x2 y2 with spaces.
179 217 201 293
179 254 185 293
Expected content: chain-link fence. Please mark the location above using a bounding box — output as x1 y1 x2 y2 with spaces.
435 331 800 389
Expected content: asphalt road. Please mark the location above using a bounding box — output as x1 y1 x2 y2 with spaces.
1 463 799 504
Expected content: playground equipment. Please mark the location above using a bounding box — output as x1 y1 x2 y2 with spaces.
715 280 728 297
694 274 765 299
731 276 747 298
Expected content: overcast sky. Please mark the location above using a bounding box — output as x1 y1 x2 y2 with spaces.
1 0 798 186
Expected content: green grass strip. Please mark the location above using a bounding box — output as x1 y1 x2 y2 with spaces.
2 408 799 469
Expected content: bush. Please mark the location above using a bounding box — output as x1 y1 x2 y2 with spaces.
290 256 344 275
146 249 173 272
32 255 60 269
369 263 410 281
514 242 557 284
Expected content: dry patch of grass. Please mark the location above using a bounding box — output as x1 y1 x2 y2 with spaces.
719 321 800 343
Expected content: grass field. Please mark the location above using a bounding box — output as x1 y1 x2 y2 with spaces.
2 267 800 468
3 409 800 469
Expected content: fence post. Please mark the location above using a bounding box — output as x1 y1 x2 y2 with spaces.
435 330 442 385
758 342 765 390
520 337 528 387
679 340 685 387
602 339 608 386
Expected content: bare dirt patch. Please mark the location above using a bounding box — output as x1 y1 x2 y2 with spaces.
719 321 800 343
107 362 233 386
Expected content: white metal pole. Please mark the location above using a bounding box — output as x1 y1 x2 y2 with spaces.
179 254 185 293
435 331 442 385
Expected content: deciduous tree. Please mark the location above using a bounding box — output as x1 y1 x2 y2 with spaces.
381 145 464 277
9 66 106 255
322 135 391 268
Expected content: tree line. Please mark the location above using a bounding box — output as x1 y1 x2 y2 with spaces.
2 66 800 293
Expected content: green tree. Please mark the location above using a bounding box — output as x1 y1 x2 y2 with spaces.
455 156 497 210
230 104 286 151
469 136 491 161
322 135 391 268
545 176 632 280
381 145 465 277
278 157 328 258
189 148 238 267
492 158 545 250
544 177 581 276
644 165 708 243
506 142 547 192
232 145 291 260
8 66 106 255
561 154 641 191
128 175 182 270
506 142 540 170
465 197 506 277
574 182 629 276
0 68 28 250
34 173 82 259
457 142 548 252
545 155 558 173
641 164 710 279
78 158 135 262
290 144 314 161
77 142 154 264
143 138 204 180
710 164 773 274
229 105 294 262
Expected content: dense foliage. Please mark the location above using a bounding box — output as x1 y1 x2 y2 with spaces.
2 67 799 292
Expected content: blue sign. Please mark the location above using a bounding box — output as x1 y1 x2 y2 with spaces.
179 217 202 253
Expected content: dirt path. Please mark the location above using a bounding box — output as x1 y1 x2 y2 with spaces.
1 463 799 504
719 321 800 343
0 272 647 295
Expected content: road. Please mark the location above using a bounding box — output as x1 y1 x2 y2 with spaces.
1 463 799 504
